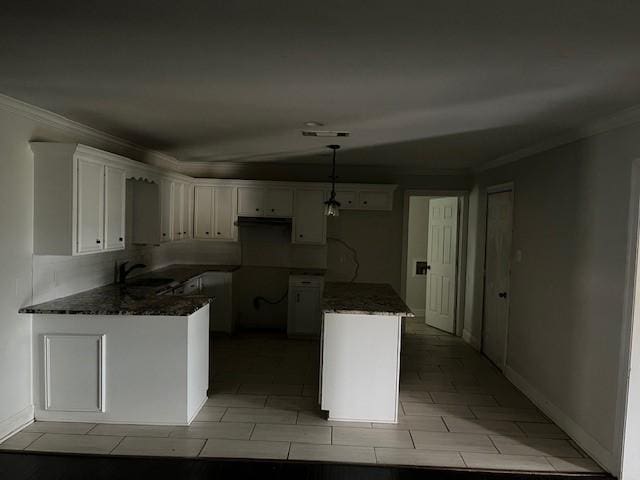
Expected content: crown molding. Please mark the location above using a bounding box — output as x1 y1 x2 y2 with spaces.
0 92 180 168
478 103 640 173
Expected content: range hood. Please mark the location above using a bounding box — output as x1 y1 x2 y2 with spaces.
235 216 293 227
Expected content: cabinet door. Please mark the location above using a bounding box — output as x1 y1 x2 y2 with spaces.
265 188 293 217
288 287 321 336
214 186 236 240
194 186 213 239
293 189 326 244
182 184 193 239
238 187 265 216
335 190 357 210
104 166 126 251
76 158 104 253
172 182 184 239
160 179 173 242
359 191 391 210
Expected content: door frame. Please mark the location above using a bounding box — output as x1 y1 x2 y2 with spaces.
480 182 515 370
400 189 469 337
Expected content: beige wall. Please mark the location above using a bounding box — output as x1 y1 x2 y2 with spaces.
464 124 640 473
404 196 431 315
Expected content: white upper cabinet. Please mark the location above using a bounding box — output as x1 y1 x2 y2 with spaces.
238 187 265 216
358 190 392 210
213 186 236 240
238 186 293 217
32 144 127 255
334 190 358 210
183 183 193 239
104 166 126 251
160 179 173 243
194 186 213 239
194 185 237 241
293 189 326 244
265 188 293 217
76 157 105 254
172 182 185 240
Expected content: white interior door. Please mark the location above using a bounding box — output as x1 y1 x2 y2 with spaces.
425 197 458 333
482 190 514 369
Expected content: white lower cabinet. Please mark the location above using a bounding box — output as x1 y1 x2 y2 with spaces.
293 189 326 244
287 276 323 337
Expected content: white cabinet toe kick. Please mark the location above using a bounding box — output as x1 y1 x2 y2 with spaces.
31 305 210 425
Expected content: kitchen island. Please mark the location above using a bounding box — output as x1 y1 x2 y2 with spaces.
319 282 414 423
19 264 239 426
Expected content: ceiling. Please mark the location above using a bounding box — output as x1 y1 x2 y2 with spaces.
1 1 640 170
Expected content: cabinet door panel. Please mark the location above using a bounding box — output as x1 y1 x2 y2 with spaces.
266 188 293 217
238 187 265 216
160 179 173 242
104 166 126 251
288 287 321 336
194 186 213 238
214 186 235 240
172 182 184 239
76 158 104 253
335 190 357 209
182 184 192 239
359 191 390 210
293 189 326 244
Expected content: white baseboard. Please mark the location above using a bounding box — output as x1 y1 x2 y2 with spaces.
504 365 614 474
0 404 34 443
410 308 425 318
462 329 481 350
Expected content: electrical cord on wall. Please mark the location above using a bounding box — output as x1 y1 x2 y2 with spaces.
327 237 359 282
253 290 288 309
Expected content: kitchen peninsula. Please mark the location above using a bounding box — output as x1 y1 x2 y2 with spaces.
319 282 414 423
19 264 239 426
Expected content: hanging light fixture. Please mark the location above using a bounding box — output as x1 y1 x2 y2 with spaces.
324 144 341 217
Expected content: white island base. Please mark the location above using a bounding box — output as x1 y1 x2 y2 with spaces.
31 305 209 426
320 312 402 423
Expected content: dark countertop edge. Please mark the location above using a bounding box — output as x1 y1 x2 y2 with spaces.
19 298 213 317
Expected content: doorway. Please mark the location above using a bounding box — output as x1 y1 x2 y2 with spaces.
482 186 514 370
403 194 465 335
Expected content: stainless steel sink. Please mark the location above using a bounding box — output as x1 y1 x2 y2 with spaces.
126 277 175 287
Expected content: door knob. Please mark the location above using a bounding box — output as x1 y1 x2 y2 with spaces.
498 292 508 298
426 265 431 270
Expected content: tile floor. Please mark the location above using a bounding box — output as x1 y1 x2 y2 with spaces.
0 318 603 473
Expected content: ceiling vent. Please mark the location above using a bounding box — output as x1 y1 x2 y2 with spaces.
302 130 350 137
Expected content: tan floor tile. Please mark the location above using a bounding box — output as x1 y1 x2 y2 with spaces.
444 417 524 435
430 392 498 407
89 424 174 438
26 433 121 454
111 436 204 457
289 443 376 464
461 452 555 471
170 422 254 440
193 406 227 422
206 394 267 408
399 391 433 403
471 406 547 422
412 431 498 453
375 447 465 467
199 438 290 459
373 416 446 432
333 427 413 448
0 432 42 450
221 407 298 424
490 436 582 457
23 422 96 435
252 423 330 444
402 403 474 417
266 395 317 411
297 411 372 428
546 457 604 472
238 383 303 396
516 422 568 439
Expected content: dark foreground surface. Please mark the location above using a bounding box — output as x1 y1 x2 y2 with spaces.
0 451 615 480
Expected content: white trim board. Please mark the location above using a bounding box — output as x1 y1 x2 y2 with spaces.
504 365 613 473
0 404 34 443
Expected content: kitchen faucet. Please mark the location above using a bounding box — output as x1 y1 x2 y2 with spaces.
118 261 147 284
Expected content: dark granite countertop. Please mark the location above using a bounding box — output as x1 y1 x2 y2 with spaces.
19 264 240 316
322 282 414 316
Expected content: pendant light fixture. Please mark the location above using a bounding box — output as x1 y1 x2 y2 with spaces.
324 144 341 217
